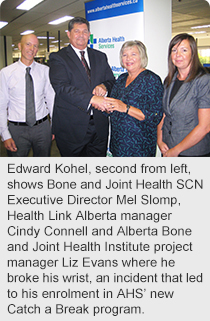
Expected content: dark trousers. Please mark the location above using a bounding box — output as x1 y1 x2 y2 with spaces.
8 119 52 157
55 118 108 157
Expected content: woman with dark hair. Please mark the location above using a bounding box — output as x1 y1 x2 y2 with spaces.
157 33 210 157
105 40 163 157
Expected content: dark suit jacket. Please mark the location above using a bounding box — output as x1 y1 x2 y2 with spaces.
49 45 115 144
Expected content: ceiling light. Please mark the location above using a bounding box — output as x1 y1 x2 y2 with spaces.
48 16 73 25
0 21 8 29
16 0 44 11
20 30 34 35
191 24 210 29
205 0 210 5
37 36 55 39
189 31 206 35
51 40 62 43
0 0 6 5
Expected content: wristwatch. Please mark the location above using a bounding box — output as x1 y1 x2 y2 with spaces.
125 104 130 114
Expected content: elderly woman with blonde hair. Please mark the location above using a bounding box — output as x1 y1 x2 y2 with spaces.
106 40 163 157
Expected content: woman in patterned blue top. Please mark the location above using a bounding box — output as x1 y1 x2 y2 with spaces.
105 40 163 157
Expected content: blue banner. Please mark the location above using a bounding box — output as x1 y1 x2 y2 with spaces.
85 0 144 21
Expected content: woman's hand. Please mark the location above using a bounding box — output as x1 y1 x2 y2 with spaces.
163 146 179 157
157 114 170 155
105 97 145 121
158 141 169 155
105 97 126 113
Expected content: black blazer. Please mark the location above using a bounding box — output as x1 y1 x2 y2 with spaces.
49 45 115 143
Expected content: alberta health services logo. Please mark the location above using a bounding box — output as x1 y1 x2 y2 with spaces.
89 33 126 77
89 33 124 49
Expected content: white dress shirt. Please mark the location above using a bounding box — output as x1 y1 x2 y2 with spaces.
0 59 55 141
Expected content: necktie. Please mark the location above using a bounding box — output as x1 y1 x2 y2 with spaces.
25 67 36 127
80 51 91 82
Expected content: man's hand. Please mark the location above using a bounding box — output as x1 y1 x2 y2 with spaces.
4 138 17 152
90 96 109 112
92 84 107 97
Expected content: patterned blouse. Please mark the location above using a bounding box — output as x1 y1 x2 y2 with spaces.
110 69 163 157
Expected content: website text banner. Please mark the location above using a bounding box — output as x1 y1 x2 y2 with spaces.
86 0 143 21
0 157 209 320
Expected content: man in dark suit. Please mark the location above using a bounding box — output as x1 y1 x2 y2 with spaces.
49 17 115 157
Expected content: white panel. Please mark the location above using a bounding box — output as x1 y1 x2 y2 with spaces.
144 0 172 81
90 12 144 78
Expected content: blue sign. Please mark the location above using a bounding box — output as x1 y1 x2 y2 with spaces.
85 0 144 21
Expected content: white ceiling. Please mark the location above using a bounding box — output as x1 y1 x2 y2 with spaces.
0 0 210 56
172 0 210 47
